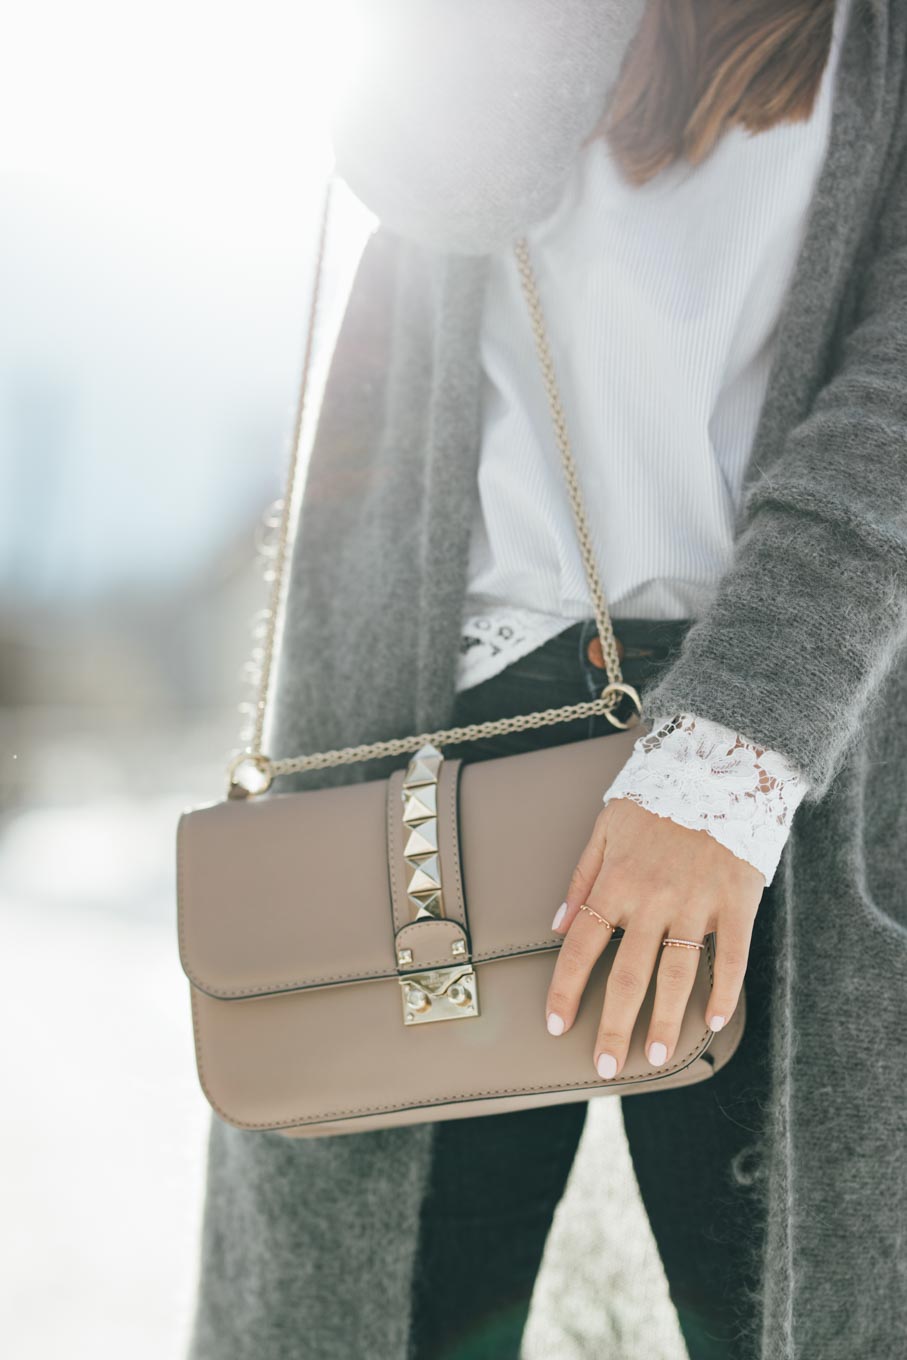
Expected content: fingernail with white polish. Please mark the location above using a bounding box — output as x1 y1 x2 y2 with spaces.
547 1012 565 1036
709 1015 726 1032
551 902 567 930
596 1052 618 1079
648 1041 667 1066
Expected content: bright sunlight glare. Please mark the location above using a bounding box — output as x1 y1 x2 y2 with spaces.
0 1 370 201
0 0 376 599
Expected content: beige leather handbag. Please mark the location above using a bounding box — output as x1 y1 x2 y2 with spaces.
176 178 745 1138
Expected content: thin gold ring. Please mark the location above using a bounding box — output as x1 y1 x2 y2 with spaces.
579 903 616 930
662 936 705 951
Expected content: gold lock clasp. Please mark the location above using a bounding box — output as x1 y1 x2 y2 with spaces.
400 964 479 1025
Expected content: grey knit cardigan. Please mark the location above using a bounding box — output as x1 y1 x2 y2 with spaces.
187 3 907 1358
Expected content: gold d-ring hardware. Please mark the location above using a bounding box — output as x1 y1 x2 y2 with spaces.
599 682 643 731
227 752 275 799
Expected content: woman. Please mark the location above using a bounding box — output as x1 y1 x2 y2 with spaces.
187 3 907 1358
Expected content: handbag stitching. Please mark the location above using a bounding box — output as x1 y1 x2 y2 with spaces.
447 758 468 932
178 815 719 1007
394 919 470 969
189 961 719 1132
386 768 404 934
177 910 714 998
394 920 465 939
179 941 558 996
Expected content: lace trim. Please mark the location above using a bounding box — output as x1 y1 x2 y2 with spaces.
601 713 809 886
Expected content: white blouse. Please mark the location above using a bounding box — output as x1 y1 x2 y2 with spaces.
455 0 853 886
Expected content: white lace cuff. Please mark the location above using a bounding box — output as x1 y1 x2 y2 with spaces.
601 712 809 886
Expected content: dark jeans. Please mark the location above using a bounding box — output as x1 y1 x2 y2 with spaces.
407 618 775 1360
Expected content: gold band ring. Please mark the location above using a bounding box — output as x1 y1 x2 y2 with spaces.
579 904 616 930
661 936 705 951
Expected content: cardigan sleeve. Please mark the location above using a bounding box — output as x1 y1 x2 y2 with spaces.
329 0 645 254
641 136 907 807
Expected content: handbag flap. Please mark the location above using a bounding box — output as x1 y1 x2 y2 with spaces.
177 725 647 999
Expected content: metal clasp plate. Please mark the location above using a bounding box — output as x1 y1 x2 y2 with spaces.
400 964 480 1025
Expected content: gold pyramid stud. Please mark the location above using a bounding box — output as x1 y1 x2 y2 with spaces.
402 755 443 789
409 890 444 919
402 787 437 823
404 822 438 857
407 856 441 896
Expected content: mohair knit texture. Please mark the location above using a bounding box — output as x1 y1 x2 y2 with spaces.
186 3 907 1357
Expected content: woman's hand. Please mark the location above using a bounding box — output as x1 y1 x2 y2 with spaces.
545 797 765 1079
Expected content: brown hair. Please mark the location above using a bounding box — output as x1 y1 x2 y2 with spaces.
587 0 838 186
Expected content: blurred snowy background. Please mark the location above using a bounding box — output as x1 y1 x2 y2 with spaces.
1 3 685 1356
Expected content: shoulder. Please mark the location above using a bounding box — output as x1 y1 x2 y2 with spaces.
330 0 646 254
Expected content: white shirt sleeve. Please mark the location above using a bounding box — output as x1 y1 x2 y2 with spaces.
600 712 810 887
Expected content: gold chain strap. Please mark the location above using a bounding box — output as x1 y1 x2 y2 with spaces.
229 179 643 796
511 238 628 694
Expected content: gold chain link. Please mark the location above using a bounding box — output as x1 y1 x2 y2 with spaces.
229 181 643 795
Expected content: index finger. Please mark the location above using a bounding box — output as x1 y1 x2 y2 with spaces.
545 902 619 1036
